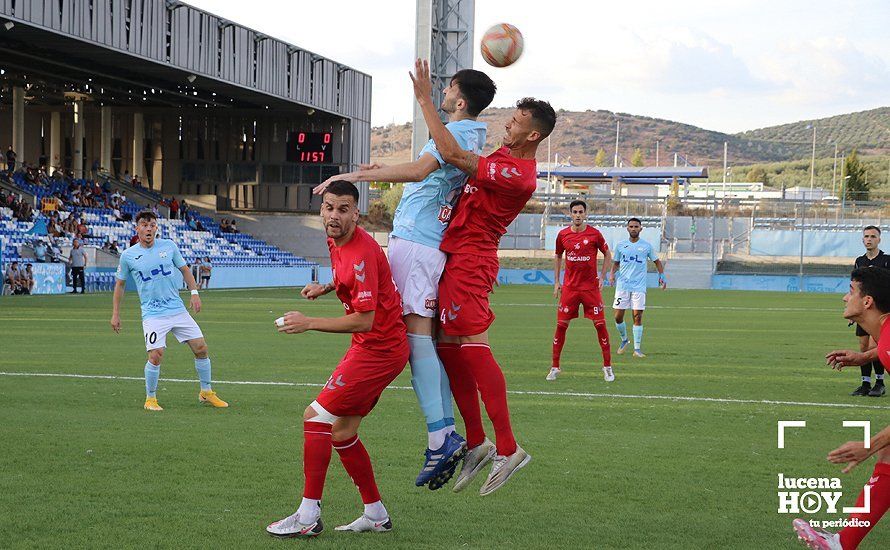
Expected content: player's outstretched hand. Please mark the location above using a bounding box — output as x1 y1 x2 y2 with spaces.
827 440 872 473
110 314 121 333
409 59 432 105
826 349 865 370
278 311 311 334
190 293 202 314
301 283 327 300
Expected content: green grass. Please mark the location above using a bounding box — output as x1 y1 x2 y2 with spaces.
1 286 888 549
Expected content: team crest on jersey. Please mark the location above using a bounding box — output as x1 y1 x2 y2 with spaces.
583 239 589 245
159 251 168 258
438 205 453 224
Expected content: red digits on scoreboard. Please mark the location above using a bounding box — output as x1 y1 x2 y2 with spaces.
298 132 306 144
323 133 331 144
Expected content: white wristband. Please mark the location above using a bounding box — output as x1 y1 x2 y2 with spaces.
191 289 199 296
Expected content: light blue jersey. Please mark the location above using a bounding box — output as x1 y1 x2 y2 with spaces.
116 238 188 319
391 119 487 249
614 239 658 293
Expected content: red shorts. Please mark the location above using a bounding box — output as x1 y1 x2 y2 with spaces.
558 287 605 322
438 252 499 336
315 343 409 417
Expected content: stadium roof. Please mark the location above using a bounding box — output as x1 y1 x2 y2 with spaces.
538 166 709 180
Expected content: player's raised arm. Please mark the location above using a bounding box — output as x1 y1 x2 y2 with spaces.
314 156 440 195
410 59 480 177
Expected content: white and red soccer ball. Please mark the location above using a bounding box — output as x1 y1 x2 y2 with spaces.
480 23 524 68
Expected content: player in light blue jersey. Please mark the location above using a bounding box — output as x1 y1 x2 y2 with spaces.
315 69 496 490
608 218 666 358
111 210 228 411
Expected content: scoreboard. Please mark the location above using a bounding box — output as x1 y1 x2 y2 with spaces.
287 131 334 163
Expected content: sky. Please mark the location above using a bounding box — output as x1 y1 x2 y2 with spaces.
185 0 890 134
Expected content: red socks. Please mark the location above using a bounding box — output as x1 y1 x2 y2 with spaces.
552 322 568 369
302 421 333 500
333 435 381 504
594 321 612 366
437 342 486 448
461 343 517 457
839 461 890 549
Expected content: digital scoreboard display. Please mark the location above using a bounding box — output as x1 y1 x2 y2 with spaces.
287 131 334 164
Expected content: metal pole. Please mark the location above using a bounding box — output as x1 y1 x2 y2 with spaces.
799 197 805 292
655 140 660 167
841 155 847 220
613 119 620 167
832 143 838 196
722 141 728 200
809 126 816 191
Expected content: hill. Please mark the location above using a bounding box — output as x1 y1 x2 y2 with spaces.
371 106 890 167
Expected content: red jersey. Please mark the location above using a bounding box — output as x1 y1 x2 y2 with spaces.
556 225 609 290
440 147 538 256
328 226 406 353
878 318 890 370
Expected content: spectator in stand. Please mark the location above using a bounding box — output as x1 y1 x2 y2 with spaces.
200 257 212 289
76 217 91 239
47 236 63 262
22 264 34 294
230 219 239 233
192 257 202 284
5 261 21 293
195 219 206 232
68 239 87 294
123 170 132 184
120 190 128 203
132 175 142 188
187 216 198 230
170 196 180 220
33 239 48 263
220 219 231 233
6 145 16 173
91 159 100 179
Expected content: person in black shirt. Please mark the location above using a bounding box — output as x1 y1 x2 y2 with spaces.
851 225 890 397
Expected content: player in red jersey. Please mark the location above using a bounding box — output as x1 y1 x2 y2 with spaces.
548 200 614 382
792 267 890 549
266 181 409 538
411 59 557 496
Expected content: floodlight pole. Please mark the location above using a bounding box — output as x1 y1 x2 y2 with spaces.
831 143 838 196
613 119 620 167
809 125 816 191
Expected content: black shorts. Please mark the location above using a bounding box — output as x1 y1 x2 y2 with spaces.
855 323 869 337
201 276 210 281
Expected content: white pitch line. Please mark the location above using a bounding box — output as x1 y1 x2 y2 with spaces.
2 371 888 410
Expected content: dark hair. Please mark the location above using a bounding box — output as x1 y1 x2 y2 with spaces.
324 180 360 203
569 200 587 212
516 97 557 141
864 225 881 235
627 217 642 225
451 69 497 117
135 210 158 224
851 267 890 314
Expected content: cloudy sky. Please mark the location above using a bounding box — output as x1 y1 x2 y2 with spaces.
186 0 890 133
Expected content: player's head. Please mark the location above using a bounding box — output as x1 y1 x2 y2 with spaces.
443 69 497 117
72 239 81 248
845 267 890 321
321 180 360 241
626 218 642 239
863 225 881 251
503 97 557 150
134 210 159 246
569 200 587 227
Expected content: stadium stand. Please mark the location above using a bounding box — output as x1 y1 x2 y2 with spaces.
1 169 317 292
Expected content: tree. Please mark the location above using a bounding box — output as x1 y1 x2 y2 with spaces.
631 148 644 167
746 166 768 186
844 149 868 201
594 148 607 167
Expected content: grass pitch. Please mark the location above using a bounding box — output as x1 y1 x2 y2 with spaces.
1 286 888 549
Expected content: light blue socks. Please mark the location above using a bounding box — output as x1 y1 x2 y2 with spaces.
633 325 644 351
408 334 448 449
145 362 160 397
615 321 628 343
194 357 212 391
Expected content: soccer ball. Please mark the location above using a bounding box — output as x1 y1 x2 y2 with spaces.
480 23 524 68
